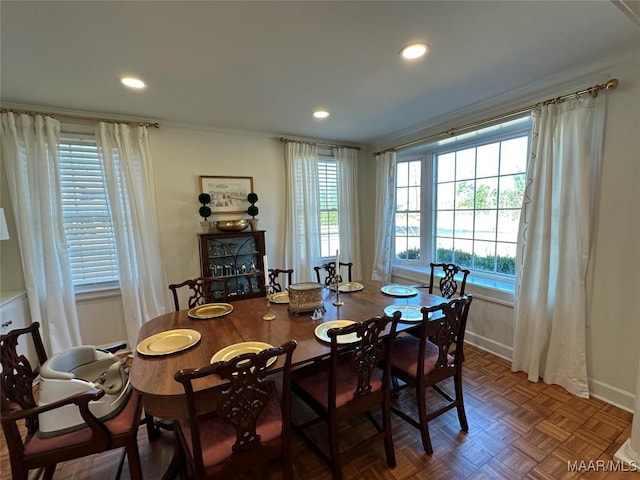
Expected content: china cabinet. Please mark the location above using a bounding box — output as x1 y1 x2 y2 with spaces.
197 231 266 300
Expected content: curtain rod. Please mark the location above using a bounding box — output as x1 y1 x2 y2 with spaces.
372 78 619 157
279 137 361 151
0 108 160 129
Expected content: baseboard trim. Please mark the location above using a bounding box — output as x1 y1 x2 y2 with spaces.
465 330 513 361
589 378 635 413
464 332 636 413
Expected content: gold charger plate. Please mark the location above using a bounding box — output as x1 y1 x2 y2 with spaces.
137 329 201 356
332 282 364 293
384 304 425 322
188 303 233 319
380 284 418 297
314 320 359 344
210 341 277 367
269 291 289 304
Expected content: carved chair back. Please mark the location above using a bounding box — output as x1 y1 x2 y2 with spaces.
174 340 297 479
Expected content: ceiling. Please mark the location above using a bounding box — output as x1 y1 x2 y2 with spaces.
1 1 639 145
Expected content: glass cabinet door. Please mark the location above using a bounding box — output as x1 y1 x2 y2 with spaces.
198 231 266 300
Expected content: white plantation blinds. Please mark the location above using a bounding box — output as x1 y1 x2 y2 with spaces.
59 134 119 286
318 159 339 258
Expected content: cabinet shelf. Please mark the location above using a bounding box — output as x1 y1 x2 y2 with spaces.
198 231 266 301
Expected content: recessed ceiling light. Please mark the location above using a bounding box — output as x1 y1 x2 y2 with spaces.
313 110 330 119
119 76 146 90
400 42 429 60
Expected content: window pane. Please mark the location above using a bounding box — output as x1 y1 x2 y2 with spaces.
500 136 528 175
406 236 421 260
396 162 409 187
475 210 497 241
407 212 420 236
408 161 421 186
498 174 526 208
437 182 454 210
456 148 476 180
473 240 496 271
407 186 420 210
453 239 472 268
395 212 408 232
454 211 474 239
436 211 453 237
455 180 475 209
395 236 408 258
436 237 453 263
475 177 498 209
437 153 455 183
496 242 517 274
396 188 408 211
497 210 520 243
476 143 499 178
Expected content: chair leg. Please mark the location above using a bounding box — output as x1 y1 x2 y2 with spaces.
43 465 57 480
125 441 143 480
115 448 127 480
144 412 161 441
416 386 433 454
454 373 469 432
382 400 396 468
282 437 294 480
282 452 293 480
390 376 400 398
328 419 343 480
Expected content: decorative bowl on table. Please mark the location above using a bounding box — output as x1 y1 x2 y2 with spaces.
215 219 250 232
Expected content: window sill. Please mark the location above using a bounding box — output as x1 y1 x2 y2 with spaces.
74 284 121 302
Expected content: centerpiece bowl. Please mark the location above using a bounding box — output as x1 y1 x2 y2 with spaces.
216 219 250 232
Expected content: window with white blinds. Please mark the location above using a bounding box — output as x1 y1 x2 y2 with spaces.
318 158 339 258
59 134 119 287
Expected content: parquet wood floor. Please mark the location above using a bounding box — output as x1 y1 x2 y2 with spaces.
1 344 638 479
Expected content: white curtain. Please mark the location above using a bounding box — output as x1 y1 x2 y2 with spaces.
334 147 361 279
512 94 605 397
1 112 82 352
95 123 169 348
283 141 321 282
371 151 396 281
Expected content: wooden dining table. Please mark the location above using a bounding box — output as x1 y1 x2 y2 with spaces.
130 279 447 420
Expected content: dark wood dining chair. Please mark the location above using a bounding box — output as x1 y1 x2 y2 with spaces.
313 261 353 287
389 295 473 454
173 339 297 480
0 322 144 480
408 262 471 362
412 262 470 298
291 313 401 480
168 276 217 311
268 268 294 293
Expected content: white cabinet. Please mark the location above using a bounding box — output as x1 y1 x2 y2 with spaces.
1 290 36 364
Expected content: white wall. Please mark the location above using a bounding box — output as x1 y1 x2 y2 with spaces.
149 127 286 286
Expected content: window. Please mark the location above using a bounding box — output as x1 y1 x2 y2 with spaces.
59 134 119 288
318 156 339 258
395 160 421 260
394 117 531 284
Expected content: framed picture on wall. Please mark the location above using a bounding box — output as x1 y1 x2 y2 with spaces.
199 176 254 214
